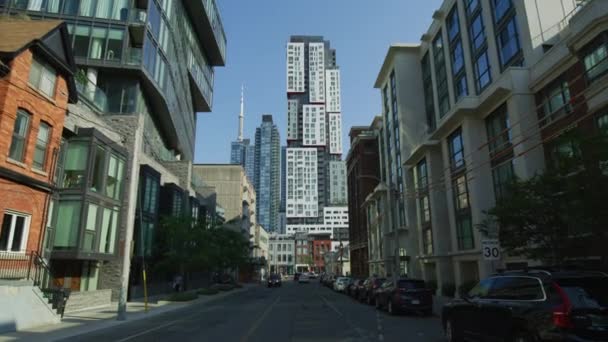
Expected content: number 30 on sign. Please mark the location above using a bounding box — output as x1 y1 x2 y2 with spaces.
481 239 500 260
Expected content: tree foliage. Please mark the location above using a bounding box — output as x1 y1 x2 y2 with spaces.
154 217 251 275
480 130 608 267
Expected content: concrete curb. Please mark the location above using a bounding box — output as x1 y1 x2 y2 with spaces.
0 284 257 342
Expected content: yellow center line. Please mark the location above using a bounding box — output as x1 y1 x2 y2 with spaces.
240 295 281 342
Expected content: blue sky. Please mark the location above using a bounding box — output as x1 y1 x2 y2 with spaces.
195 0 443 163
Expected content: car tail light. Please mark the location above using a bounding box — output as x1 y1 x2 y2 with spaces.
552 283 574 329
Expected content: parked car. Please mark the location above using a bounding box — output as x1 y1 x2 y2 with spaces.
442 269 608 342
334 277 351 292
298 273 310 283
294 272 301 281
267 273 282 288
375 279 433 315
323 274 336 287
360 277 386 304
309 272 318 279
347 279 363 297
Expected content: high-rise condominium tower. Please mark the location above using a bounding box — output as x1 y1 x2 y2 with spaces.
285 36 347 235
254 115 280 232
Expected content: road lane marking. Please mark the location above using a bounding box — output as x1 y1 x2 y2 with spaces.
318 294 367 340
114 319 182 342
240 295 281 342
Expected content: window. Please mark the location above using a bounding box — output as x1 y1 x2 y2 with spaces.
493 0 512 23
469 14 486 51
83 203 98 252
421 53 436 132
466 0 480 15
9 110 30 162
54 201 81 248
492 161 514 200
584 44 608 82
433 31 450 117
33 122 51 170
449 129 465 170
423 227 433 255
488 277 544 300
496 17 521 68
99 207 119 254
90 146 105 193
486 105 512 155
73 25 91 58
456 215 474 250
0 212 30 252
420 195 431 223
106 154 125 200
62 142 89 188
468 278 493 298
28 57 56 98
474 51 491 91
447 5 461 42
453 175 470 210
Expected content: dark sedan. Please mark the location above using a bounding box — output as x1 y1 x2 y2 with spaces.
360 277 386 304
375 279 433 315
267 274 282 288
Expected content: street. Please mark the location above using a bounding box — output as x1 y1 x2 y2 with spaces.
62 280 445 342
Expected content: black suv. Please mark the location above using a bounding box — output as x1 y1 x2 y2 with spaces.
442 269 608 341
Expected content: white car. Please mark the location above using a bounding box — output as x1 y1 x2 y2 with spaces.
298 273 310 283
333 277 351 292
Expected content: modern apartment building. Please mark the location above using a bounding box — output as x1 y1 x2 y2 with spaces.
285 36 348 238
373 0 585 290
254 115 280 232
0 0 227 303
329 161 348 205
345 122 381 278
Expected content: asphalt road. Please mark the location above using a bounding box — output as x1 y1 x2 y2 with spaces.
63 280 445 342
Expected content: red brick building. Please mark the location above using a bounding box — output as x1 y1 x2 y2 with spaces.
0 19 76 263
345 124 381 278
312 235 331 273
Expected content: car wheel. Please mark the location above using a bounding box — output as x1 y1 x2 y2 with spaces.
445 319 463 342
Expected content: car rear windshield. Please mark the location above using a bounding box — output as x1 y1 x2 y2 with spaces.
398 280 426 289
556 276 608 309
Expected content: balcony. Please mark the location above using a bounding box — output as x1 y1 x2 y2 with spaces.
126 47 142 66
76 79 108 113
183 0 227 66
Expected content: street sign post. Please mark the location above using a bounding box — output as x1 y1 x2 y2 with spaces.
481 239 501 261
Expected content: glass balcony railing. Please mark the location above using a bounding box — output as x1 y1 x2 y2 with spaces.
76 79 108 113
203 0 227 61
126 47 142 66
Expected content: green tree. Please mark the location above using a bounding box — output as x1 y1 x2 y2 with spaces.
480 131 608 267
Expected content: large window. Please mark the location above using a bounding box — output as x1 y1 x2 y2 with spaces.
423 227 433 255
492 161 514 200
421 53 436 132
33 122 51 170
28 57 56 98
486 105 512 155
416 159 428 189
68 24 125 62
83 203 98 252
9 110 31 162
584 44 608 82
453 175 470 211
54 201 81 249
456 215 474 250
433 31 450 117
467 1 492 93
99 206 119 254
62 142 89 188
106 154 125 200
448 5 468 102
541 81 572 121
0 212 30 252
496 17 521 67
448 129 465 170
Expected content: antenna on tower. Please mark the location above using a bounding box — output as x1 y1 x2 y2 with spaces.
238 84 244 142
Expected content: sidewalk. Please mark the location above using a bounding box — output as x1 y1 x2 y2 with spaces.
0 283 258 342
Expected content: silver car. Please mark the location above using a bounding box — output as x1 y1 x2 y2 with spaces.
333 277 351 292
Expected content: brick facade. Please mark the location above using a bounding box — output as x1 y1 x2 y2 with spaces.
0 49 69 255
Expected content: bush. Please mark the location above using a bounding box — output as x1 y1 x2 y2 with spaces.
426 279 438 295
165 292 198 302
458 281 479 298
441 283 456 297
197 288 219 296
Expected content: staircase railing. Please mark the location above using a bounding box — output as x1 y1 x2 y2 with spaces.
0 251 70 317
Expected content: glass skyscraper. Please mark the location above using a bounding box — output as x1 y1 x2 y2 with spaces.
231 139 255 183
254 115 280 232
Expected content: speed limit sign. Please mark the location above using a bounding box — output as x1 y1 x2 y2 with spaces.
481 239 501 260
